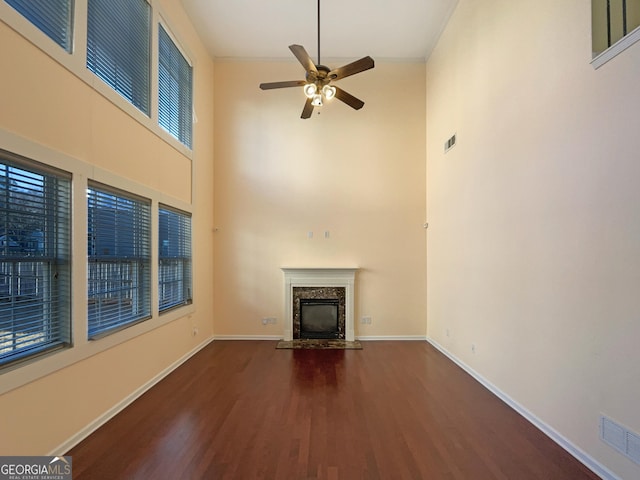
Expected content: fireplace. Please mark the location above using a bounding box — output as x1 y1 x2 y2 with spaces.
282 268 358 342
300 299 339 339
293 287 346 339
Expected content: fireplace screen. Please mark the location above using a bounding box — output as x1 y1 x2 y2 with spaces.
300 299 339 339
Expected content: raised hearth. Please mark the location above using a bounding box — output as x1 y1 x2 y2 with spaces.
282 268 358 342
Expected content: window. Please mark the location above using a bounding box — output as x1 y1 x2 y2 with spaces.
4 0 74 52
87 0 151 115
159 25 193 148
0 150 71 369
2 0 195 155
592 0 640 66
159 206 192 312
87 183 151 338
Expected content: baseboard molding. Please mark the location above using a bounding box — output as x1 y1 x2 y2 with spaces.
50 336 215 456
357 335 427 341
213 335 430 342
426 337 620 480
213 335 282 340
212 335 428 341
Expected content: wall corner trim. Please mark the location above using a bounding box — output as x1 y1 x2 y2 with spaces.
426 338 621 480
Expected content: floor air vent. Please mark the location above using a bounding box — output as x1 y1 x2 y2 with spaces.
601 415 640 465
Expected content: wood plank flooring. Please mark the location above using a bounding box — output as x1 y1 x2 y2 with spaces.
67 341 601 479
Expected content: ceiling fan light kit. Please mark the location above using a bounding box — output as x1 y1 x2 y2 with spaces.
259 0 375 119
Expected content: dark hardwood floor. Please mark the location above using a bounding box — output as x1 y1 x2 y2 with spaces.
68 341 600 479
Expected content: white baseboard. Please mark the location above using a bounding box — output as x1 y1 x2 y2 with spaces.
357 335 427 341
50 336 215 456
212 335 428 342
426 337 620 480
213 335 427 342
213 335 282 340
212 335 429 341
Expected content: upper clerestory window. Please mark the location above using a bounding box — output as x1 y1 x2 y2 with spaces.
4 0 74 52
159 24 193 149
87 0 151 115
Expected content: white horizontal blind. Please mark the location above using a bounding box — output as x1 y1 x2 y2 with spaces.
0 152 71 368
158 25 193 148
158 205 192 312
87 183 151 338
5 0 73 52
87 0 151 115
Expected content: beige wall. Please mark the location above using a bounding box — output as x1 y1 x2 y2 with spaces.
426 1 640 478
0 0 214 455
213 60 427 338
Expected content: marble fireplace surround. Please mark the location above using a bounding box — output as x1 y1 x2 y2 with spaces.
282 268 358 342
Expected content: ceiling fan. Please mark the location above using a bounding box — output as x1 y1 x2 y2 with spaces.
259 0 375 119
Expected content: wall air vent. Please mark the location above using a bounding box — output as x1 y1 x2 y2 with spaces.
444 133 456 153
627 430 640 464
600 415 640 465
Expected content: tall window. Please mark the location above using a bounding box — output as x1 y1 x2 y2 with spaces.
159 25 193 148
158 206 192 312
4 0 74 52
87 183 151 338
0 151 71 368
87 0 151 115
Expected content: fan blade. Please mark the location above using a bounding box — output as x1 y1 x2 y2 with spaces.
301 98 314 119
260 80 306 90
289 45 318 74
334 87 365 110
328 56 375 81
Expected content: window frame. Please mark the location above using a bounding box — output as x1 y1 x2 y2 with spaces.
86 0 152 116
86 182 152 340
3 0 74 53
158 22 194 148
158 204 192 313
0 149 72 371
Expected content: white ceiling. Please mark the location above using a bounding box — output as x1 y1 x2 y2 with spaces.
180 0 459 62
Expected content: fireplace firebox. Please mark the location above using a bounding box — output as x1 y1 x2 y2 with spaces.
300 299 340 339
292 286 346 340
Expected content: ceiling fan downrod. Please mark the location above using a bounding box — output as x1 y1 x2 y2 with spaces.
257 0 374 119
317 0 321 66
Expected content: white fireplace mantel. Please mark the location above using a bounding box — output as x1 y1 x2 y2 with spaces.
281 268 358 342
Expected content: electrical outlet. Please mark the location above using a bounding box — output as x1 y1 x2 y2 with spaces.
262 317 277 325
262 318 269 325
471 344 476 354
192 327 199 337
446 328 450 337
361 316 372 325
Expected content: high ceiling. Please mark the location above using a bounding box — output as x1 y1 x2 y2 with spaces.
181 0 459 62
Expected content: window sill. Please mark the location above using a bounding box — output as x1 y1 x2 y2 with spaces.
0 303 196 395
